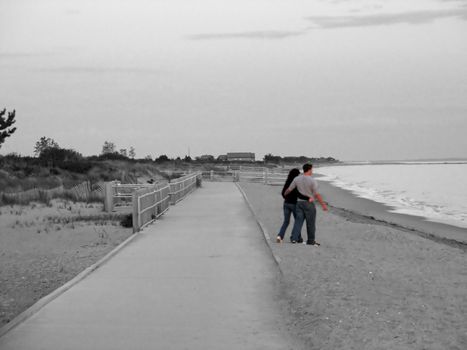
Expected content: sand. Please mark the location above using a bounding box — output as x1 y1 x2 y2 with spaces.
238 182 467 350
0 200 132 326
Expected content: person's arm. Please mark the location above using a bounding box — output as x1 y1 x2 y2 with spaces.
310 180 327 210
284 180 296 196
314 192 328 211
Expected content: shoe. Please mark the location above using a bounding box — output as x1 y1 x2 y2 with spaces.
291 240 297 244
306 241 320 246
276 236 282 243
297 238 304 244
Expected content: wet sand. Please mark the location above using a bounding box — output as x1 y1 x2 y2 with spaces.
238 181 467 350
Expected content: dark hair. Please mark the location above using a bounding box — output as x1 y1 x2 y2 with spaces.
284 168 300 188
303 163 313 172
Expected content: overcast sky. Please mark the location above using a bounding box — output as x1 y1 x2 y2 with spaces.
1 0 466 161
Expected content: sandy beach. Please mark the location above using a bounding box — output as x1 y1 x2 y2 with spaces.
0 200 132 326
1 180 466 349
238 181 467 350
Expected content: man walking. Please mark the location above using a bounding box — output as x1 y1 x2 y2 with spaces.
285 163 328 246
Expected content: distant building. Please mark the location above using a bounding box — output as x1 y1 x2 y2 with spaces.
227 152 255 162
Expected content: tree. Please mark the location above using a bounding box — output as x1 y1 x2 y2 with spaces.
34 136 59 157
119 148 128 158
40 147 82 163
196 155 215 162
101 141 116 155
155 154 170 163
129 146 136 159
263 153 282 163
0 108 17 148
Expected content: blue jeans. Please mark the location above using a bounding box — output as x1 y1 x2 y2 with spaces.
278 202 296 239
291 201 316 243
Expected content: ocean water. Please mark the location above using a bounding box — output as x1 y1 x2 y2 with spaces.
316 162 467 229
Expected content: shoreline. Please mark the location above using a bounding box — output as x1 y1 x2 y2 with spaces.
317 178 467 247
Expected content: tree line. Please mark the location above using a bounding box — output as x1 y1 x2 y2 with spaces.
1 108 337 165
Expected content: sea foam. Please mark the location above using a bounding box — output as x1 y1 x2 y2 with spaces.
317 162 467 229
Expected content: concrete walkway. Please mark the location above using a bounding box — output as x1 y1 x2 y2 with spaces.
0 182 299 350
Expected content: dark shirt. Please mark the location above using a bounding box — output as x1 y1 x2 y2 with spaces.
282 185 299 204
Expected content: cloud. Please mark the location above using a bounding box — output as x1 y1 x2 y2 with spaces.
307 8 467 28
0 52 52 59
188 7 467 41
65 9 81 15
188 30 306 40
35 67 161 74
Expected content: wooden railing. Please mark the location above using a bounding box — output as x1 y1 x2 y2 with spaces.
104 182 153 212
132 183 171 232
202 167 288 186
168 172 201 205
104 172 202 232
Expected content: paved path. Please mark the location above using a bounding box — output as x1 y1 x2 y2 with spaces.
0 182 299 350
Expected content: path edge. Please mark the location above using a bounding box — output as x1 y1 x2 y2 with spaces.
0 230 142 339
235 182 283 272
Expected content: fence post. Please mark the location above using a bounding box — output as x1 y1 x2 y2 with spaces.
264 168 268 185
210 170 214 181
169 180 174 205
132 191 139 233
104 182 114 213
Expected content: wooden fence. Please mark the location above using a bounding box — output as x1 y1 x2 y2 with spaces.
103 172 202 232
132 183 171 232
104 182 152 212
202 167 288 186
0 181 104 205
168 173 201 204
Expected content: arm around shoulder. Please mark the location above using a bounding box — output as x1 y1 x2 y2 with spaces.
284 181 296 196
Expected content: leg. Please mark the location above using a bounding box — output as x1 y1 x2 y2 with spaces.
278 203 293 239
303 202 317 243
290 202 305 242
291 203 297 219
290 204 298 241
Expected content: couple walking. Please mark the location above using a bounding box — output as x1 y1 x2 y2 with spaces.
277 163 328 246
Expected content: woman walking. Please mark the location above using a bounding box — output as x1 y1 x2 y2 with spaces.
276 168 301 243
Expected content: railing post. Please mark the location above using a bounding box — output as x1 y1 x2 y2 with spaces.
104 181 114 213
153 189 159 219
132 191 139 233
264 168 268 185
234 170 239 182
210 170 214 181
169 180 174 205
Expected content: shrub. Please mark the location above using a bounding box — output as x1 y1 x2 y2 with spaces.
120 214 133 228
50 168 60 175
39 147 82 164
97 152 128 161
37 190 51 205
58 160 93 174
